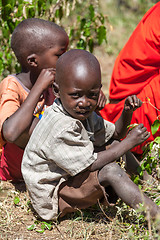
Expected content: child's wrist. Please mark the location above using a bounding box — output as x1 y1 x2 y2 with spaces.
123 108 133 115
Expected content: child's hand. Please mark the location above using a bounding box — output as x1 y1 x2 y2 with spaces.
96 89 107 110
126 123 150 147
124 95 142 113
36 68 55 91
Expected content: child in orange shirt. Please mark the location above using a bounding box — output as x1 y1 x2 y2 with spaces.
0 18 69 181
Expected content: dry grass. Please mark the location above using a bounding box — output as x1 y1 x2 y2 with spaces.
0 177 160 240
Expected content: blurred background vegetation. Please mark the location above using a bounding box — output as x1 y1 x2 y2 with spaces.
0 0 159 80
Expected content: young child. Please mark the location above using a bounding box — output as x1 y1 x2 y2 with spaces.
0 18 69 181
22 49 160 221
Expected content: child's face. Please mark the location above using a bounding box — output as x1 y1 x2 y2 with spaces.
36 33 68 70
58 66 101 121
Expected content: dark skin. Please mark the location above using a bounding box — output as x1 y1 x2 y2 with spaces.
2 31 69 149
2 32 106 149
54 50 160 218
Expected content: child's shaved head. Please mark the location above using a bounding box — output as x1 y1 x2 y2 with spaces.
56 49 101 87
54 49 101 121
11 18 68 66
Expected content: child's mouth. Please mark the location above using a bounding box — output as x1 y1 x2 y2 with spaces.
76 111 90 115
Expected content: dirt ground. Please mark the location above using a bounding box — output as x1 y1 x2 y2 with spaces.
0 181 121 240
1 177 160 239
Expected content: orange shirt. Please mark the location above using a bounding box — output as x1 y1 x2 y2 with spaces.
0 75 54 180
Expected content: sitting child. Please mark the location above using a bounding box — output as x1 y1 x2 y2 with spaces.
22 49 160 221
0 18 69 181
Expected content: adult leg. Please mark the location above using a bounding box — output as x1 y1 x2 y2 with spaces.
98 162 160 218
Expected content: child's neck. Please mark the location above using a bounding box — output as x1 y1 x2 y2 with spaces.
16 71 39 90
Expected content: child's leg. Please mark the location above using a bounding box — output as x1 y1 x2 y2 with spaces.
104 140 151 181
124 151 152 181
98 162 160 217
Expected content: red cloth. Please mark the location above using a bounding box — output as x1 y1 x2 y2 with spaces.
0 143 24 181
100 2 160 154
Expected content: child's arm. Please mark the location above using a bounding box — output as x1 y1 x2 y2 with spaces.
90 123 150 171
2 68 55 148
113 95 142 139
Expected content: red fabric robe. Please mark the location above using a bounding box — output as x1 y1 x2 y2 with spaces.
100 2 160 154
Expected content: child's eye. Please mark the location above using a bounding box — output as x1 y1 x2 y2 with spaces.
69 93 80 98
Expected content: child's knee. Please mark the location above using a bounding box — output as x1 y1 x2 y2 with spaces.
98 162 124 185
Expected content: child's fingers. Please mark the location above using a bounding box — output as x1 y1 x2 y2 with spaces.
48 68 56 73
125 95 142 109
137 124 150 136
125 96 134 108
129 95 139 108
138 98 143 107
97 90 106 109
132 95 138 106
137 123 146 130
47 68 56 71
99 95 106 108
144 131 150 138
133 96 142 107
141 130 150 141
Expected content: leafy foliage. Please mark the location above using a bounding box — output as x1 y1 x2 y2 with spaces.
132 118 160 185
0 0 108 79
27 220 53 233
13 195 20 205
151 119 160 135
141 120 160 179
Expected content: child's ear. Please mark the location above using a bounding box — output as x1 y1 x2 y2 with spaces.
27 54 38 67
52 82 60 98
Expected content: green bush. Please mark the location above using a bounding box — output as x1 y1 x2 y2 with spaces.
0 0 108 79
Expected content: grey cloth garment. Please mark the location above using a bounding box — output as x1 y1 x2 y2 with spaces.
22 99 115 220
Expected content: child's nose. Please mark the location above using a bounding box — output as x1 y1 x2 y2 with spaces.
78 97 91 108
